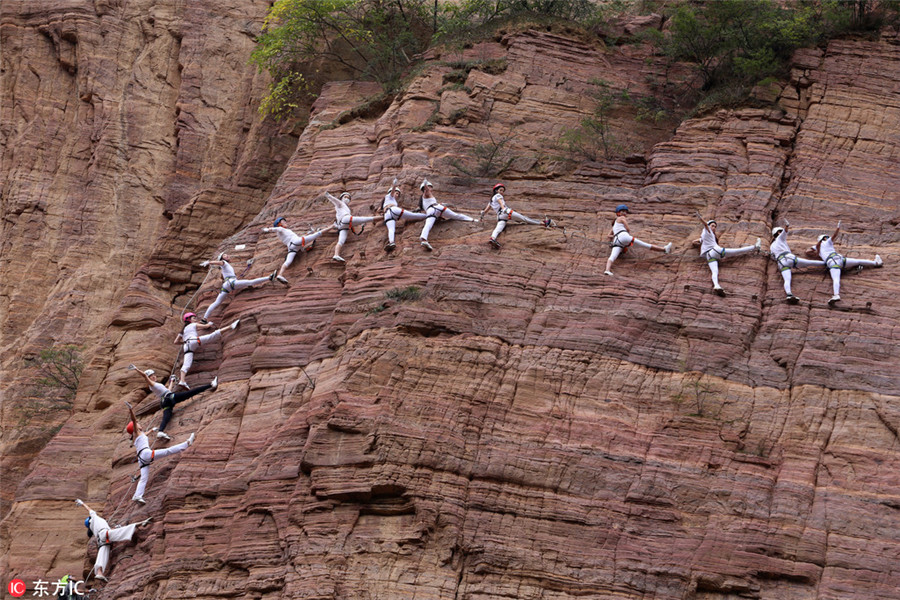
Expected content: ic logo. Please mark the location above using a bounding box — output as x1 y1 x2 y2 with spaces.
8 579 26 597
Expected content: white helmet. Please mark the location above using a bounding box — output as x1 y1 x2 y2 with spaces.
340 192 351 204
389 177 400 193
771 227 784 237
419 178 433 191
706 219 717 227
144 369 155 377
817 234 829 243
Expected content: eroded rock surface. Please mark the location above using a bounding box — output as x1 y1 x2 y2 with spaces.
3 18 900 600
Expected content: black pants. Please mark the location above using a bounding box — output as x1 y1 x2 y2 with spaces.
159 384 212 432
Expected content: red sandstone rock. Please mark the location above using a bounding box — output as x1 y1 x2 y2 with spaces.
3 18 900 600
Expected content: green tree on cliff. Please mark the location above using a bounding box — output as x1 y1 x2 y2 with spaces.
251 0 436 117
658 0 900 93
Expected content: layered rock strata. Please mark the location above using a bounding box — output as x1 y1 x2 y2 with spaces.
3 18 900 600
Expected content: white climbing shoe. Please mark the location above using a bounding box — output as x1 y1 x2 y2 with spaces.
133 497 146 505
829 294 840 305
664 242 673 254
156 431 172 441
421 240 433 251
230 319 240 330
714 285 726 297
604 270 614 276
187 433 196 446
754 238 762 253
332 255 346 263
210 376 218 390
875 254 883 267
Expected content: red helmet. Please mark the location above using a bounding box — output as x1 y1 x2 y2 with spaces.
183 312 196 323
493 183 505 193
126 421 135 434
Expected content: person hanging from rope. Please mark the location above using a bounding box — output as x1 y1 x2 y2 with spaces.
326 191 379 263
381 179 427 252
603 204 672 276
418 178 477 251
175 312 239 388
262 218 334 284
768 224 824 304
200 253 276 320
133 366 217 441
125 401 195 504
807 221 882 305
480 183 553 249
693 214 761 296
74 499 151 582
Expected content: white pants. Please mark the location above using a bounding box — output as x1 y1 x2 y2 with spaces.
384 207 427 243
283 229 327 269
92 515 138 575
336 215 377 249
703 243 755 287
774 253 823 295
420 205 474 240
133 440 191 499
180 329 222 375
825 253 880 295
608 233 654 264
203 275 271 319
491 209 541 240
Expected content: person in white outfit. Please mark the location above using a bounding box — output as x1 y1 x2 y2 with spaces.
174 312 239 388
480 183 552 248
603 204 672 276
125 402 195 504
769 224 824 303
381 180 427 251
418 178 477 251
809 222 883 305
263 218 334 284
694 215 761 296
201 254 275 320
75 499 151 581
326 191 379 262
134 366 217 440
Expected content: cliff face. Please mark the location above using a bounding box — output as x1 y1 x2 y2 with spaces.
0 0 296 517
3 5 900 599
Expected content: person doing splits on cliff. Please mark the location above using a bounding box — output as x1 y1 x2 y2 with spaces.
326 191 379 263
480 183 553 249
603 204 672 276
808 222 882 305
694 215 761 296
200 253 275 320
769 224 824 304
134 366 217 441
263 218 334 284
418 178 476 251
175 312 239 388
125 401 195 504
382 180 426 251
75 499 151 582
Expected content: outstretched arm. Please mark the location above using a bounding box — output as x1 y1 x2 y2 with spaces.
324 192 343 211
75 499 94 514
125 402 141 439
695 211 710 232
831 221 841 241
135 367 153 387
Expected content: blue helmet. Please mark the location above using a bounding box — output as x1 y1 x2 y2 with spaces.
84 517 91 529
274 217 285 227
615 204 629 214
